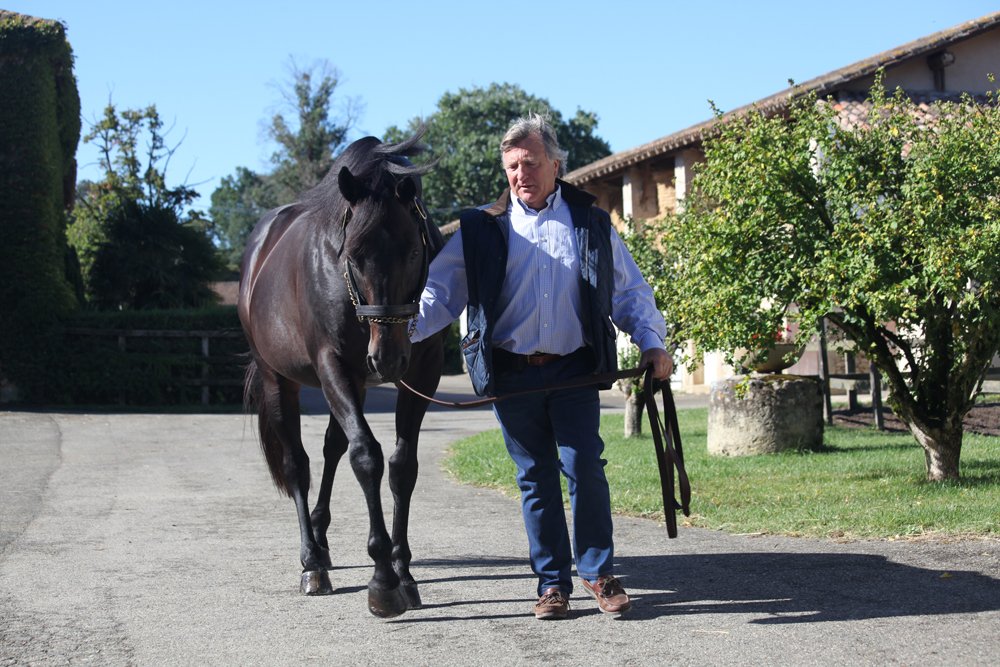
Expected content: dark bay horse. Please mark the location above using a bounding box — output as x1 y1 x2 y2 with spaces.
238 133 444 618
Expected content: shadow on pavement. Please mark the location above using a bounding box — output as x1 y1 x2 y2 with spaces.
619 551 1000 623
386 551 1000 624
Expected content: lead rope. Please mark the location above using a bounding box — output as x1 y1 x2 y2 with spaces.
396 365 692 536
642 369 692 538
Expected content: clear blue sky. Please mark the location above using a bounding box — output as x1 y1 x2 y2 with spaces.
7 0 999 211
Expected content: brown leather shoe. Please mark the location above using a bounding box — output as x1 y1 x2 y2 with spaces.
534 587 570 620
581 575 632 616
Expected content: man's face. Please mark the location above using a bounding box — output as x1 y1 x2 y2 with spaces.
502 133 560 210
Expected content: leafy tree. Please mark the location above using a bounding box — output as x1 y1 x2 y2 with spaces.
88 200 221 310
87 104 197 210
661 77 1000 481
266 59 358 202
617 217 682 436
385 83 611 220
69 103 201 295
209 167 277 269
209 59 355 267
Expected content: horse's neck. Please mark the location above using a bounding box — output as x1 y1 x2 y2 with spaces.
300 218 351 302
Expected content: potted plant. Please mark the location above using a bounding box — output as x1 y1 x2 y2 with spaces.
733 325 804 374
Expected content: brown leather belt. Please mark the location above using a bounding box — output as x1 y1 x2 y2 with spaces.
493 348 565 370
525 352 561 366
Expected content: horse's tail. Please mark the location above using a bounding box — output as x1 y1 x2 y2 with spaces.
243 358 292 497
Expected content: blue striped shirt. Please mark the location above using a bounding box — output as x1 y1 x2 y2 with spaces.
411 187 666 354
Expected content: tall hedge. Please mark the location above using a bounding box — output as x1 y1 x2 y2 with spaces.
0 12 81 401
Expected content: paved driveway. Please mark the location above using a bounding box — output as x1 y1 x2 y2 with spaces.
2 377 998 665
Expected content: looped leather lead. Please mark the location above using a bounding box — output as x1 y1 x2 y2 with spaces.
642 368 692 538
397 364 692 536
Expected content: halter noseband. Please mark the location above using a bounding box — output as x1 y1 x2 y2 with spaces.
342 196 430 335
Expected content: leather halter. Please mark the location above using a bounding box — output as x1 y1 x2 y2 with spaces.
343 195 431 334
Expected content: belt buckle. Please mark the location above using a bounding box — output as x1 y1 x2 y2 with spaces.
527 352 554 367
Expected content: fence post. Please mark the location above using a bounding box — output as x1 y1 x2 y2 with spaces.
118 333 127 405
870 364 884 430
817 318 834 425
844 351 858 411
201 336 210 406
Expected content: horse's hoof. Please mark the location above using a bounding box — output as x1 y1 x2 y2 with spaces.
368 586 408 618
401 581 422 610
300 570 333 595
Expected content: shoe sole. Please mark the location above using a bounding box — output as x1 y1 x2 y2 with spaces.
535 611 569 620
582 583 631 617
534 604 570 620
599 606 629 617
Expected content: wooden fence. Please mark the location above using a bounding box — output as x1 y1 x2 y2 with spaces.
65 327 247 406
814 319 1000 429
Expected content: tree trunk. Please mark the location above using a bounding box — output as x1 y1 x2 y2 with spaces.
624 392 644 438
906 421 963 481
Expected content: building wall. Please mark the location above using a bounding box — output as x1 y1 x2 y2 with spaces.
850 28 999 93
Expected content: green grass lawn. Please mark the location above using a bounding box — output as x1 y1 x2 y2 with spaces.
443 408 1000 540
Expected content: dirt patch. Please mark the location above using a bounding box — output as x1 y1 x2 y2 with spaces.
832 400 1000 437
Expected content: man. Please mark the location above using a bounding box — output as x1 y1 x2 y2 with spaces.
411 113 671 620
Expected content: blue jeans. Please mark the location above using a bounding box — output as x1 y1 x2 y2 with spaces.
492 350 614 596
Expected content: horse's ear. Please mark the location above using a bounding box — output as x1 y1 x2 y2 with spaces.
395 176 417 204
338 166 363 204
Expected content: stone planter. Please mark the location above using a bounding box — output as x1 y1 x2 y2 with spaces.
708 374 823 456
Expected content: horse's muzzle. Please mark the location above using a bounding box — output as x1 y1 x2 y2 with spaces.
366 352 409 382
367 322 413 382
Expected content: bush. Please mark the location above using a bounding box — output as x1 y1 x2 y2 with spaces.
87 201 222 310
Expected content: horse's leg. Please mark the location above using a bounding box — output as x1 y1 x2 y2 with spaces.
258 366 332 594
389 340 443 609
309 414 348 570
319 365 407 618
388 395 429 609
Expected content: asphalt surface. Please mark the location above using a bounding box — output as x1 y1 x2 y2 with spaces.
2 375 999 666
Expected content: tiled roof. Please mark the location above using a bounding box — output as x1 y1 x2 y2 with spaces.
826 91 991 131
565 11 1000 185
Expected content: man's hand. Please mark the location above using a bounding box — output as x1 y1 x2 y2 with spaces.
639 348 673 380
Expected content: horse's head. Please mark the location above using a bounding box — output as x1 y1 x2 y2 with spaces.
337 161 430 382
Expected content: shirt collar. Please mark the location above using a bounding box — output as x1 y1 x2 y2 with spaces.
513 185 563 215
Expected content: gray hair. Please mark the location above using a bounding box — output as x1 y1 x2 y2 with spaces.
500 113 568 176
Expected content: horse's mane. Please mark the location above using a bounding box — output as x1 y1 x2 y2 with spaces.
301 129 432 231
